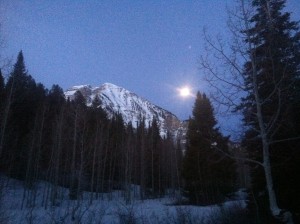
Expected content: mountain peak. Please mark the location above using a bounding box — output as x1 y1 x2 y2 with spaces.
65 83 183 137
101 82 121 89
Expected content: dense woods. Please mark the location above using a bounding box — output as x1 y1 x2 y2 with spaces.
0 51 237 209
0 51 182 204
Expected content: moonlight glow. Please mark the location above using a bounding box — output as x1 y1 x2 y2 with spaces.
179 87 191 97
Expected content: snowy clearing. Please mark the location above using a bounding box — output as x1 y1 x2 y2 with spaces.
0 177 247 224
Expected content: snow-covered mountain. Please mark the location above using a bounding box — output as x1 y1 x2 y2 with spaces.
65 83 183 137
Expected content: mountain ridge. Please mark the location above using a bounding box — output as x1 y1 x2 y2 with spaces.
65 83 185 138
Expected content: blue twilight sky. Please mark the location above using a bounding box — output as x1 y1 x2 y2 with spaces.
1 0 300 134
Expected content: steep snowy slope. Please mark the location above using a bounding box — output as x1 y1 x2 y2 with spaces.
65 83 182 137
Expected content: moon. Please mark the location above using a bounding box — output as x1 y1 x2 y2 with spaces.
179 87 191 97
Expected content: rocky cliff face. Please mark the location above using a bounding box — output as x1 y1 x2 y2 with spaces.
65 83 185 138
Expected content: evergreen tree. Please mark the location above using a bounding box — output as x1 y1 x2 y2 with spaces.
161 131 181 195
182 92 235 205
1 51 46 179
136 118 146 199
0 69 5 158
68 90 88 199
91 95 107 121
41 84 67 204
239 0 300 220
0 69 4 102
48 84 65 106
146 118 162 196
0 69 4 124
110 112 125 188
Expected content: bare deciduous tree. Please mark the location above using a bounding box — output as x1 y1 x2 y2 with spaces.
199 0 298 223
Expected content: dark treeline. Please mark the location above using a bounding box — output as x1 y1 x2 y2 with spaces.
0 51 182 205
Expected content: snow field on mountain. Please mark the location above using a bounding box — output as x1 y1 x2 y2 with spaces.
65 83 182 138
0 177 247 224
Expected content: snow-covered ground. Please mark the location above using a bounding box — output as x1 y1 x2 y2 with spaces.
0 177 247 224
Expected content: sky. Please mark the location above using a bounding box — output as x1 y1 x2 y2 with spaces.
1 0 300 135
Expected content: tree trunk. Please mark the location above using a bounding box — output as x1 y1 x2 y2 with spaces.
249 12 293 221
69 106 78 200
0 77 14 157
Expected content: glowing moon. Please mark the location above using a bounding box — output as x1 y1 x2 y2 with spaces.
179 87 191 97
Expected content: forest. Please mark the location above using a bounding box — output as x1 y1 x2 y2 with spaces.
0 52 238 223
0 52 182 200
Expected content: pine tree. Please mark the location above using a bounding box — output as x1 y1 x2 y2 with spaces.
69 90 87 199
146 118 162 196
0 69 4 127
91 95 107 121
137 118 146 199
0 69 4 101
1 51 45 179
239 0 300 220
182 92 235 204
0 69 5 159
